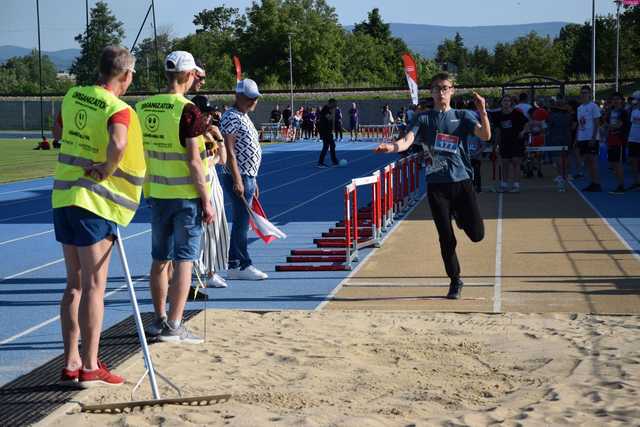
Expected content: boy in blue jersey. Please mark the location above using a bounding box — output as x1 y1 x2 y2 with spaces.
375 72 491 299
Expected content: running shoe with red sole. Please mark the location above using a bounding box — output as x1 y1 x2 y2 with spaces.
78 363 124 388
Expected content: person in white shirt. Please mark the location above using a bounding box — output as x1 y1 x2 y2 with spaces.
515 92 533 120
576 85 602 192
628 91 640 191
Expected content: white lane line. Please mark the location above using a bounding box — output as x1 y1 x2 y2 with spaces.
0 229 54 246
0 208 52 223
0 195 50 208
0 276 145 346
568 181 640 263
315 193 427 311
0 229 152 283
493 193 504 313
0 184 51 196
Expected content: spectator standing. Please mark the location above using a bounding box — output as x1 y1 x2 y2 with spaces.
334 105 344 141
628 91 640 190
137 51 214 344
317 98 339 167
605 92 630 194
54 45 145 387
515 92 533 119
382 105 394 140
302 107 314 139
270 104 282 124
489 95 528 193
220 79 268 280
282 105 292 128
192 95 230 288
349 102 359 141
576 85 602 192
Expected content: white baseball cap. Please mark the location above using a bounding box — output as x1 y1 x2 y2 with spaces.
164 51 204 74
235 79 261 99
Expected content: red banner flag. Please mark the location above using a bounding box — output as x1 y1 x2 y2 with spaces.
233 55 242 82
401 53 419 106
245 198 287 244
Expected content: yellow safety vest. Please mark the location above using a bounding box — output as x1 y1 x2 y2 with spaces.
136 94 209 199
52 85 146 226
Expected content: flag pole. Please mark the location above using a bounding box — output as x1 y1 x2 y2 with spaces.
615 0 621 91
591 0 597 99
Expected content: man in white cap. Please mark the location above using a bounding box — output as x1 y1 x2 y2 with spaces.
628 91 640 191
220 79 268 280
136 51 214 344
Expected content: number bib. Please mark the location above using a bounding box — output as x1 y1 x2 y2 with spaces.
434 133 460 154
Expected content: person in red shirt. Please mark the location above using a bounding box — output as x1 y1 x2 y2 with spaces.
524 102 550 178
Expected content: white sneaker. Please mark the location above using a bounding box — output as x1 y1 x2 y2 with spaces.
509 182 520 193
227 265 268 281
207 273 228 288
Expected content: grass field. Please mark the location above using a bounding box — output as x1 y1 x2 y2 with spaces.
0 139 58 183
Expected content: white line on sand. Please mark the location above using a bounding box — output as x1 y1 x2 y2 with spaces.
493 193 504 313
568 181 640 263
315 193 427 311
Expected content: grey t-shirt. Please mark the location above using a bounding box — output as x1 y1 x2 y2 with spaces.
409 109 479 183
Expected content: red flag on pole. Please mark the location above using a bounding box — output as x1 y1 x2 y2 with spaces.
401 53 419 106
245 198 287 244
233 55 242 82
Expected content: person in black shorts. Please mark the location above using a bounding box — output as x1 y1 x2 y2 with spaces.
375 72 492 300
489 95 528 193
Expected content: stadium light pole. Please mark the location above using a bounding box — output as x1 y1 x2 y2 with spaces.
591 0 596 99
615 0 621 91
288 33 294 114
85 0 89 34
151 0 161 91
36 0 44 141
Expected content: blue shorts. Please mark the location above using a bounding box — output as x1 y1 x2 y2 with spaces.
53 206 117 247
150 198 203 262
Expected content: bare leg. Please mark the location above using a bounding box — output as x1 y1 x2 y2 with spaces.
513 157 522 182
77 237 114 371
586 154 600 184
60 244 82 370
150 260 170 317
501 159 511 184
168 261 193 323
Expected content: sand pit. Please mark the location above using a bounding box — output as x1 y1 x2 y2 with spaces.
40 311 640 427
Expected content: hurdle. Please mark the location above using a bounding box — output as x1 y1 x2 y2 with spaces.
276 152 424 272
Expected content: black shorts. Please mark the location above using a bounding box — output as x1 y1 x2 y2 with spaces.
577 140 599 156
499 140 525 159
607 146 626 163
629 143 640 159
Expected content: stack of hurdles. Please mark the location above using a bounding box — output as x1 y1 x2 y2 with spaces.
276 153 423 272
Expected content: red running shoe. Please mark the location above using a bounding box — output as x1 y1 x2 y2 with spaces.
78 362 124 388
60 367 80 387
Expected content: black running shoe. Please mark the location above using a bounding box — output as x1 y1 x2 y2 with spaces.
609 185 625 195
629 183 640 192
317 163 329 169
446 278 464 300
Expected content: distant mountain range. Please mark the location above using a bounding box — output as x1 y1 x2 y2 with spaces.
0 21 570 72
357 22 570 58
0 46 80 72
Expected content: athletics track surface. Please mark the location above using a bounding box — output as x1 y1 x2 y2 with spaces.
1 141 639 387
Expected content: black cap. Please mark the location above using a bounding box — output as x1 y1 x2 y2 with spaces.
192 95 214 113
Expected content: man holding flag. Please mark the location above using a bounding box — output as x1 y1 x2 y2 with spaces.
220 79 269 280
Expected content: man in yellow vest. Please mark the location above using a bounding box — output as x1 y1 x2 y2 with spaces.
52 46 145 388
137 51 214 344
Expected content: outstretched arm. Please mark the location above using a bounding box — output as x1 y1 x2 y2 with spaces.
374 130 416 154
472 92 492 141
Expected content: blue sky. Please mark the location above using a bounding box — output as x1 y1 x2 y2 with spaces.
1 0 621 51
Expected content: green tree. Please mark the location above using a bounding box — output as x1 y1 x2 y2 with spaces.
0 50 59 93
353 8 392 41
131 31 173 91
70 1 125 85
435 32 468 73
